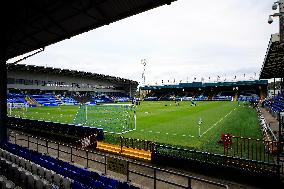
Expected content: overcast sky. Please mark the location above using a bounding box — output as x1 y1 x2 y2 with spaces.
9 0 278 85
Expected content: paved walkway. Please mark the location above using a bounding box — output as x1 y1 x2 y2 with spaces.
259 107 279 138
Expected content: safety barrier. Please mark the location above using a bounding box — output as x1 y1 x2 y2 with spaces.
9 130 229 189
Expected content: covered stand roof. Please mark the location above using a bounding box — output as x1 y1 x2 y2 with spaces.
5 0 176 60
260 33 284 79
140 80 268 90
7 63 138 85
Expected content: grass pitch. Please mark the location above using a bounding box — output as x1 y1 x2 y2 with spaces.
9 101 262 154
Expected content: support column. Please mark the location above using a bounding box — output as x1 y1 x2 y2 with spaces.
0 47 7 142
274 78 276 97
279 0 284 43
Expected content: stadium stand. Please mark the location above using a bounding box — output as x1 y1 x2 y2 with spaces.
7 93 26 104
212 91 234 101
141 80 268 102
114 96 131 102
7 93 79 107
31 94 61 107
0 142 139 189
194 95 208 101
264 95 284 113
58 96 78 105
92 95 113 103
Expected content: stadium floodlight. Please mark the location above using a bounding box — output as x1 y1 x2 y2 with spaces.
268 0 284 43
272 2 278 10
268 13 281 24
268 15 274 24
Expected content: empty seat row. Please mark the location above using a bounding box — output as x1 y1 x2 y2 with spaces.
264 95 284 113
1 143 139 189
0 148 63 189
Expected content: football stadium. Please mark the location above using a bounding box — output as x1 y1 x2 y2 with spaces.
1 1 284 189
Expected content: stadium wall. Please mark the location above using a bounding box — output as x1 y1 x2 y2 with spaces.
7 66 138 97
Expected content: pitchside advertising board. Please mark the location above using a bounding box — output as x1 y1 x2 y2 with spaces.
107 157 128 175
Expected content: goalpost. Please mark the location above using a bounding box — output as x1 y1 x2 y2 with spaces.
74 104 136 134
7 102 28 117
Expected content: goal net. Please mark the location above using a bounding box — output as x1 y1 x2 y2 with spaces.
73 104 136 134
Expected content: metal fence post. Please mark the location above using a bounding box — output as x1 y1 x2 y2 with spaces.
27 135 30 149
57 143 60 158
188 178 192 189
126 161 130 182
120 136 123 153
46 140 48 154
70 146 73 162
154 168 156 189
248 138 250 159
104 156 107 175
36 137 39 152
86 151 89 168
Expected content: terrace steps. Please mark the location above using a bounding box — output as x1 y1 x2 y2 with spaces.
96 141 151 161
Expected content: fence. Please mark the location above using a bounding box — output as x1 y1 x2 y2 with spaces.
155 144 281 177
8 130 228 189
224 136 283 162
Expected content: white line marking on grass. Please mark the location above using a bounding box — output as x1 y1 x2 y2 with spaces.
200 109 234 137
138 130 194 138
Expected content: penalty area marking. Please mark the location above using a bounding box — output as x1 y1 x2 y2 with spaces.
199 108 236 137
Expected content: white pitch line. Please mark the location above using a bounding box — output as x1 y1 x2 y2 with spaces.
200 109 234 137
138 130 195 138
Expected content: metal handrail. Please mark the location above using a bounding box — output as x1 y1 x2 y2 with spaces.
9 130 229 189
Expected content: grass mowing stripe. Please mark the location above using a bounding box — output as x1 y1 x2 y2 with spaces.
200 108 236 137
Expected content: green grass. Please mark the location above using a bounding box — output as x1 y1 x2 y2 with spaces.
73 104 135 133
9 101 263 156
123 101 262 152
10 105 79 124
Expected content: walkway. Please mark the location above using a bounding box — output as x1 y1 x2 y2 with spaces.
259 107 279 138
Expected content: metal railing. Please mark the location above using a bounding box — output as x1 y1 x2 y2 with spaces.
229 136 283 162
9 130 228 189
155 143 281 176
